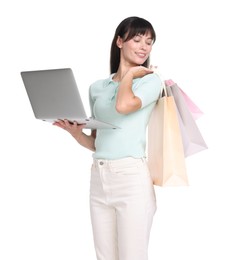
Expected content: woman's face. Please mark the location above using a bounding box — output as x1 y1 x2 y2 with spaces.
117 32 153 66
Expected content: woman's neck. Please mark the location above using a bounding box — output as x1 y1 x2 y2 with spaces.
113 65 132 82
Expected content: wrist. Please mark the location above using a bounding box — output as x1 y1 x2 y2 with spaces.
72 131 84 143
124 70 134 80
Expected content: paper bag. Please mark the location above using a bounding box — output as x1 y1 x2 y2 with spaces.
165 79 204 120
165 83 208 157
147 89 188 186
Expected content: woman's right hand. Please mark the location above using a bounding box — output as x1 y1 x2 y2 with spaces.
53 119 85 141
53 120 96 151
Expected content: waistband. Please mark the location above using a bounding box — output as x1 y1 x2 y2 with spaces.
93 156 147 167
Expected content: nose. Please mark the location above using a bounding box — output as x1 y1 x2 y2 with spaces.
140 41 147 50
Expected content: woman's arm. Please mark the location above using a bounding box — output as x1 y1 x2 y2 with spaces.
53 120 96 151
116 66 153 114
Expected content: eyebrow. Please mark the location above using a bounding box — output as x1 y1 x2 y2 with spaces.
134 34 153 40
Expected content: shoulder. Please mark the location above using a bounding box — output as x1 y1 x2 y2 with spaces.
133 73 162 90
142 73 162 84
89 77 111 96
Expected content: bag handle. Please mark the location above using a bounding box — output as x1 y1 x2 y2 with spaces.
154 70 167 98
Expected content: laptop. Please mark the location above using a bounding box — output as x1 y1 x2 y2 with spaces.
20 68 119 129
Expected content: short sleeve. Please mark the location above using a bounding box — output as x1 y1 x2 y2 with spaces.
133 73 162 108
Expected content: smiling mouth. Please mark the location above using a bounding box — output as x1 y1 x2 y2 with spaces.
136 52 147 58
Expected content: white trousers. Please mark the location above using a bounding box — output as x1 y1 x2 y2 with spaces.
90 157 157 260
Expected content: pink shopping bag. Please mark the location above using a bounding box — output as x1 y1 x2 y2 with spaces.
165 79 204 120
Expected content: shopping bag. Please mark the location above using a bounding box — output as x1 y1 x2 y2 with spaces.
147 85 189 187
165 83 208 157
165 79 204 120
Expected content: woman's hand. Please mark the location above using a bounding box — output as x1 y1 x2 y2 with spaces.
126 65 154 79
53 119 96 151
53 119 85 141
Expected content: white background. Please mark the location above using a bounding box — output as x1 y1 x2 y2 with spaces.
0 0 231 259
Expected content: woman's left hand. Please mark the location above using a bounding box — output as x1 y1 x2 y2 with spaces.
126 66 153 79
126 65 158 79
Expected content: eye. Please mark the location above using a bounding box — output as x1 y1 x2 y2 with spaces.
133 35 141 42
146 41 153 46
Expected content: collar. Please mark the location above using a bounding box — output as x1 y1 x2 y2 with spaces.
103 73 118 88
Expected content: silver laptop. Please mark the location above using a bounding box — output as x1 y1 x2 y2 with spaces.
20 68 119 129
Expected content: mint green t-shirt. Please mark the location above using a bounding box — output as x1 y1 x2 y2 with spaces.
89 73 162 159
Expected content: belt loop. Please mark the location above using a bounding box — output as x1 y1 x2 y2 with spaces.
93 158 98 168
141 157 146 163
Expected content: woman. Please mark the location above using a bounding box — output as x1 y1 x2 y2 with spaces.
54 16 162 260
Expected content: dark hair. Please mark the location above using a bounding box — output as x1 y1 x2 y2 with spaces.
110 16 156 74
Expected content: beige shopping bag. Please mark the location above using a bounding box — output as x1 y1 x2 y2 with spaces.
147 87 188 186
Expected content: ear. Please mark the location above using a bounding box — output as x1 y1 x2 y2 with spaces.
116 36 123 48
